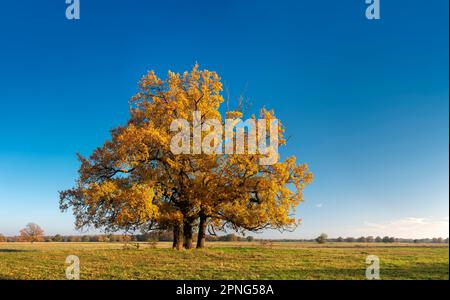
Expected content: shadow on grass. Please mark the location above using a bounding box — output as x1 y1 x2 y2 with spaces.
0 275 18 280
0 249 33 253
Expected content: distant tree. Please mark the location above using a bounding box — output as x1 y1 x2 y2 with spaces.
108 233 131 243
68 236 81 242
144 232 159 242
155 231 173 242
81 235 91 242
122 235 132 243
19 223 44 243
93 235 110 242
227 234 239 242
388 237 396 243
219 234 239 242
0 234 6 242
375 236 382 243
366 236 374 243
357 236 367 243
336 236 344 242
345 237 355 243
53 234 63 242
246 236 255 242
206 235 218 242
315 233 328 244
382 236 390 243
109 234 120 242
259 239 274 247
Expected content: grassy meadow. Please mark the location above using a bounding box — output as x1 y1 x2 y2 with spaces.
0 242 448 280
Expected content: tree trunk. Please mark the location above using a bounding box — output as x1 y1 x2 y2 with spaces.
183 221 194 249
172 224 183 250
196 215 207 248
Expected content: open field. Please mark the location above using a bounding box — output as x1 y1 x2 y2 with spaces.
0 242 448 280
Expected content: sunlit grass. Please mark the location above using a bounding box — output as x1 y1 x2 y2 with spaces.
0 242 447 280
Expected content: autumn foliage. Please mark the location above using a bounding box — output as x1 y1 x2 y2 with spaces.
19 223 44 243
60 65 313 249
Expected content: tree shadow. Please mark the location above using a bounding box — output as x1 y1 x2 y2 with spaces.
0 275 17 280
0 249 33 253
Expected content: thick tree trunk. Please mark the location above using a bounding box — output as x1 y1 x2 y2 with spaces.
183 221 194 249
196 215 207 248
172 224 183 250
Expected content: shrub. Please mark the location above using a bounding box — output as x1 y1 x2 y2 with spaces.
259 240 273 248
316 233 328 244
357 236 367 243
53 234 63 242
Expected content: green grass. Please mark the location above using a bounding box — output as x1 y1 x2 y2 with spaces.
0 242 447 280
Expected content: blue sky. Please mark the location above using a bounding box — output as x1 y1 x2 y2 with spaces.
0 0 448 238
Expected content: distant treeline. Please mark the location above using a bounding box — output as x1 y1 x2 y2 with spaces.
0 232 252 243
0 232 448 244
299 236 448 244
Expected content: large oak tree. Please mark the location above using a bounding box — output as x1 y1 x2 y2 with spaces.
60 65 313 249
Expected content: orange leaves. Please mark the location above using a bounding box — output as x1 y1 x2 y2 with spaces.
19 223 45 243
80 180 158 228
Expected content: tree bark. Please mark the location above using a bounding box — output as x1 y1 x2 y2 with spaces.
196 214 207 248
183 221 194 249
172 224 183 250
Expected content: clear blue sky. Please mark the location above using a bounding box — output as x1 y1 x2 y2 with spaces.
0 0 448 238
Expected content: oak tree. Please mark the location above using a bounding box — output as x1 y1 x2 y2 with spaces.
60 65 313 249
19 223 44 243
